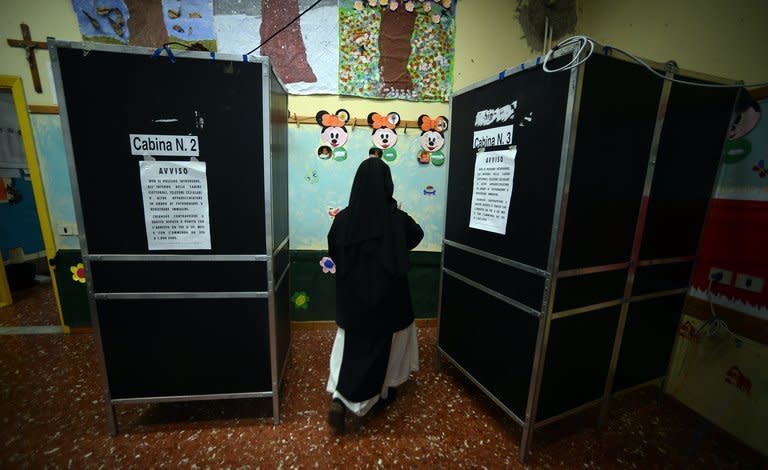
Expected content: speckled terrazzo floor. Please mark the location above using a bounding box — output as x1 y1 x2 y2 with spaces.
0 302 765 467
0 283 59 327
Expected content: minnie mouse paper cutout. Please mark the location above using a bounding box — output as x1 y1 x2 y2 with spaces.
417 114 449 166
368 111 400 162
316 109 350 161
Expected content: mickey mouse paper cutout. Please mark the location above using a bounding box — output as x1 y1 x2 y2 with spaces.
368 112 400 162
316 109 350 161
417 114 449 166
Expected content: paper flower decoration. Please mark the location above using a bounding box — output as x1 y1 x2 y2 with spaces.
753 160 767 178
291 291 310 310
70 263 86 283
423 2 431 12
320 257 336 274
354 0 364 10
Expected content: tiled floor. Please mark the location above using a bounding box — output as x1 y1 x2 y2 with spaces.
0 289 764 468
0 328 766 469
0 282 59 327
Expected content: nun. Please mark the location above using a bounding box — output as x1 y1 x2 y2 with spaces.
325 157 424 433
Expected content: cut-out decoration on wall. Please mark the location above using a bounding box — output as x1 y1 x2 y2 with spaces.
319 256 336 274
328 207 341 219
339 0 456 102
72 0 130 43
725 365 752 396
752 160 767 178
368 112 400 162
423 184 436 196
317 146 332 160
291 291 310 310
4 179 22 205
723 138 752 164
678 321 699 341
70 263 86 283
216 0 339 94
317 109 350 161
72 0 217 50
729 92 761 140
305 169 320 184
0 178 8 203
417 114 448 166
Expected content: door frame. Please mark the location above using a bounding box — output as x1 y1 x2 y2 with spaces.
0 75 66 331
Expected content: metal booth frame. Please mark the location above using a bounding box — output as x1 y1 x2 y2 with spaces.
435 46 739 463
49 40 291 434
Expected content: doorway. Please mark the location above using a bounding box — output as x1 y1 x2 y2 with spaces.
0 76 64 332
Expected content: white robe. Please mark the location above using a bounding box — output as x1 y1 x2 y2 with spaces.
326 322 419 416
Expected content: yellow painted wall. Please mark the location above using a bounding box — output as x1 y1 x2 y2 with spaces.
576 0 768 84
0 0 80 106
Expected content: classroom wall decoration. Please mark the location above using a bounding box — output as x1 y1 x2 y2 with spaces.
71 0 217 50
666 315 765 454
289 124 447 252
688 96 768 319
316 109 350 161
71 0 454 100
215 0 339 94
417 114 448 165
339 0 456 101
367 111 400 161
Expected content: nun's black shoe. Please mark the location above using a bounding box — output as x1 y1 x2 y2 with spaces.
327 399 346 434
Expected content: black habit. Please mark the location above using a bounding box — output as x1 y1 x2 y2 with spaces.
327 158 423 402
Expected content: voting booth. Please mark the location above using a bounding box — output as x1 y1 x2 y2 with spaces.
50 41 290 432
436 50 739 461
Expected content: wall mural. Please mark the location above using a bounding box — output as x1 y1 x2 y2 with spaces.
70 0 456 100
289 123 447 252
339 0 456 101
688 96 768 319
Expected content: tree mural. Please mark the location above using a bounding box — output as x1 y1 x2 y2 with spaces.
340 0 456 101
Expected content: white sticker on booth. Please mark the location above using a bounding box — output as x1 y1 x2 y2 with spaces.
472 124 514 149
139 160 211 250
130 134 199 156
468 148 517 235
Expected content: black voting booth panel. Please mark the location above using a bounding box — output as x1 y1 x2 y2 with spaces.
437 51 737 461
50 41 290 432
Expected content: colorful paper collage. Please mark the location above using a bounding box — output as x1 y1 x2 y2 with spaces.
71 0 216 50
339 0 456 101
71 0 453 99
214 0 339 94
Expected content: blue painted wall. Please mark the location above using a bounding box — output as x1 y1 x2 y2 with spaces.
288 125 449 252
30 114 79 250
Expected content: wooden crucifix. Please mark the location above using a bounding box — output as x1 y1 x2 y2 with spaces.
7 24 48 93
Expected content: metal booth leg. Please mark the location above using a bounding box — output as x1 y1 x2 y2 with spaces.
106 403 118 436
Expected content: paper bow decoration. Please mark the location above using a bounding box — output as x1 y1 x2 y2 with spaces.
420 115 448 132
369 112 400 130
322 114 344 128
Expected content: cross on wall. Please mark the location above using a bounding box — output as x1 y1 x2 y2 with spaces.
6 24 48 93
